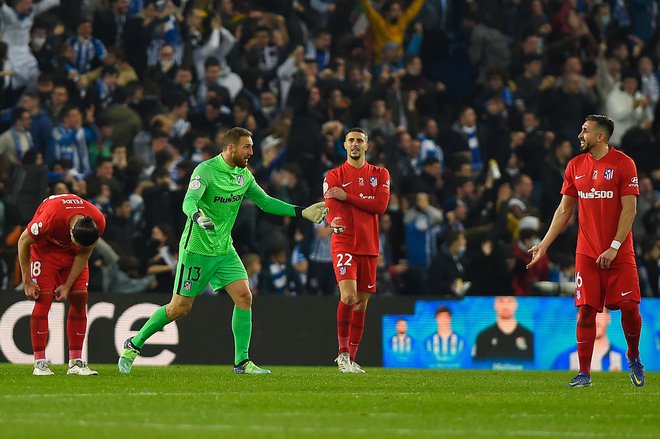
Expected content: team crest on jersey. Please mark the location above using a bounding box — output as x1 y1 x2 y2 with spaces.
339 266 347 275
358 177 364 186
592 170 598 180
237 175 244 186
184 281 192 291
604 168 614 180
189 175 201 190
576 290 581 300
370 176 377 187
30 222 43 235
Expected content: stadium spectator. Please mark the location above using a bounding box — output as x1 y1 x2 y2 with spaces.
259 243 301 296
360 0 425 65
68 18 108 75
0 0 60 91
143 222 178 293
606 70 654 146
52 106 96 181
402 192 443 295
0 106 34 168
427 230 470 297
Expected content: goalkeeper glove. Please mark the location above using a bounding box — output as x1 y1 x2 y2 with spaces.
296 201 328 224
192 210 215 231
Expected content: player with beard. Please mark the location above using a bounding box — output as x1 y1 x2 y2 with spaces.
528 115 644 387
324 127 391 373
118 127 327 374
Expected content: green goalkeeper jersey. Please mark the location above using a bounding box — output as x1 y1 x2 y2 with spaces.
180 154 297 256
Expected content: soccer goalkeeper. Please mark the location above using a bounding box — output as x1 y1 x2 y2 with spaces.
118 127 327 374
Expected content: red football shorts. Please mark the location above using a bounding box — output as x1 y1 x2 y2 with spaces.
29 246 89 293
331 251 378 293
574 253 640 312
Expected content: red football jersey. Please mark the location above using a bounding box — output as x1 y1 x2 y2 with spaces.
324 162 391 256
27 194 106 253
561 147 639 263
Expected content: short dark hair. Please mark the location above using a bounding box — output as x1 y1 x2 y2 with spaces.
95 157 113 168
382 0 401 14
223 127 252 150
585 114 614 140
204 57 221 70
345 127 368 142
60 105 79 120
435 306 451 317
72 216 99 247
101 65 119 77
11 106 28 123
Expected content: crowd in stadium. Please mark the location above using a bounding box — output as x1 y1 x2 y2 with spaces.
0 0 658 297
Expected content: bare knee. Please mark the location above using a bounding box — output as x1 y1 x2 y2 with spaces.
341 293 357 306
353 296 370 312
234 290 252 309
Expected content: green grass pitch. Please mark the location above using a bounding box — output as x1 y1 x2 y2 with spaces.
1 364 658 438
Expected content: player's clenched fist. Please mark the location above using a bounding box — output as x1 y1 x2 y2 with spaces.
301 201 328 224
330 216 345 234
193 210 215 231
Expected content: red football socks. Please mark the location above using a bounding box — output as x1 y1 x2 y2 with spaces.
67 293 88 360
619 301 642 360
348 310 366 361
576 306 597 375
337 300 352 354
31 293 54 361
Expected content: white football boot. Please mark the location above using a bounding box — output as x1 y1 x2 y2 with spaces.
33 359 54 376
335 352 353 373
67 359 99 376
351 361 366 373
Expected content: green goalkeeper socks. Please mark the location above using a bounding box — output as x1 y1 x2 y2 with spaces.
232 307 252 365
131 306 171 349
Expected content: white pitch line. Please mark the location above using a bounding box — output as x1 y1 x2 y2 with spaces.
0 417 652 438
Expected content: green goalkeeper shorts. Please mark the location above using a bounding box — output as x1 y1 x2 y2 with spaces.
173 249 248 297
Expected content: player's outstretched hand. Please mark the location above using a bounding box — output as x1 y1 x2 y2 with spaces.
330 216 346 234
526 243 547 269
194 210 215 231
302 201 328 224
